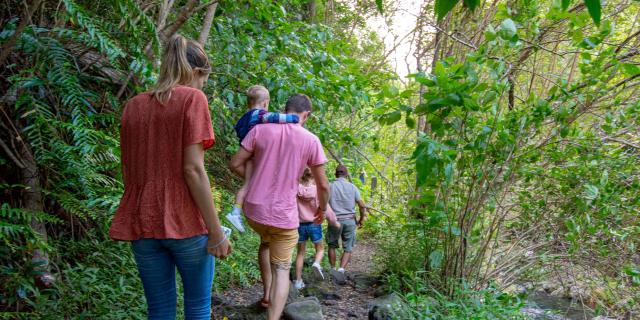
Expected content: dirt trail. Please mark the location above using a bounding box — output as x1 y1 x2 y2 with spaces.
213 239 380 319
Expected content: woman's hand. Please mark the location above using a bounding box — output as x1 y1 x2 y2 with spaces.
207 231 232 259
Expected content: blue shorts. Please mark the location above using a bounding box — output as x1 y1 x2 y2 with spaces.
298 222 323 244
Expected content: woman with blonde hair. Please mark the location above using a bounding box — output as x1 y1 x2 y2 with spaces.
109 35 231 319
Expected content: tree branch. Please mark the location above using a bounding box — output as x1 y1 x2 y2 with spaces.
0 137 26 169
352 146 393 185
603 137 640 149
197 2 218 46
0 0 44 66
161 0 200 41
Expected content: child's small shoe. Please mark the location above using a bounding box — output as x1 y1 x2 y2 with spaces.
311 262 324 280
226 207 245 233
294 279 305 290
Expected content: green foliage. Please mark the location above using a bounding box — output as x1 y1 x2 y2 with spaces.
375 0 639 317
2 0 635 317
584 0 602 25
375 0 384 14
434 0 604 25
1 0 392 316
434 0 480 21
435 0 461 21
14 24 123 222
0 203 59 311
382 270 526 319
32 235 146 319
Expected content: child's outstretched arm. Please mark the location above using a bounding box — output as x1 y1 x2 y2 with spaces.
257 110 299 124
325 206 340 228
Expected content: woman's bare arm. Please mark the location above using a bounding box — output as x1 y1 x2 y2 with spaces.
183 143 231 258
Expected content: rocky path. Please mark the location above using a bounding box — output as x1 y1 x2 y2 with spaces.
212 238 407 319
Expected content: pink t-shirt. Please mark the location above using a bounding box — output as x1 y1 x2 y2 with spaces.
241 123 327 229
297 183 337 224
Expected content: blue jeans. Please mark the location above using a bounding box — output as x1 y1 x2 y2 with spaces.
132 235 214 320
298 222 323 243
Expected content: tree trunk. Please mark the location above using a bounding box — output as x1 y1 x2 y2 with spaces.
306 0 317 23
198 2 218 45
17 136 53 287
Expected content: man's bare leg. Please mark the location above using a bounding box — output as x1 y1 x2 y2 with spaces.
268 263 291 320
259 243 271 303
328 247 337 269
340 251 352 269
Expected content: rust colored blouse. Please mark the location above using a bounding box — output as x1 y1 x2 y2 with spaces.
109 86 215 241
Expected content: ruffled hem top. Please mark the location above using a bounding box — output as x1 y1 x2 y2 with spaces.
109 86 215 241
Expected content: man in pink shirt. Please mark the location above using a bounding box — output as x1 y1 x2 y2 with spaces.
230 94 330 320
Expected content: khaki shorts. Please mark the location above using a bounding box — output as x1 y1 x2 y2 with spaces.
247 219 298 269
327 219 357 252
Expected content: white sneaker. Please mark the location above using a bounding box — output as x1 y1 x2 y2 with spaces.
312 262 324 280
225 212 245 233
294 279 305 290
337 267 345 273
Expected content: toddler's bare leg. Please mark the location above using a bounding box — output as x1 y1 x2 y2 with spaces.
234 161 253 207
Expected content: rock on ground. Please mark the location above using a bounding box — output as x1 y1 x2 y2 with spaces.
350 273 382 293
330 268 347 285
367 292 410 320
283 296 323 320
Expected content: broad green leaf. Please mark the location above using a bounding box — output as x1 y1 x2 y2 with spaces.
380 110 402 125
584 0 601 26
415 95 461 114
400 89 414 99
375 0 384 14
415 72 436 86
444 162 453 183
624 266 640 276
444 225 461 236
562 0 572 10
583 184 599 200
498 18 517 40
429 250 443 269
406 115 416 129
463 0 479 10
622 63 640 76
485 25 497 41
435 0 460 21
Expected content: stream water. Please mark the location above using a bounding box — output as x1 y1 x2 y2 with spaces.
523 291 596 320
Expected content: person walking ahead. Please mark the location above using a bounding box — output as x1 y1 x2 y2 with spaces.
326 165 366 273
230 94 330 320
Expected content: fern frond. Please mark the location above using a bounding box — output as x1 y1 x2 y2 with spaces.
61 0 125 62
0 203 63 225
118 0 161 58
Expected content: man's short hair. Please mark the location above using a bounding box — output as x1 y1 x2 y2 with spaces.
284 94 312 113
335 165 348 177
247 85 270 106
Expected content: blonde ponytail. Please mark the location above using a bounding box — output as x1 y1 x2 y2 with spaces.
152 35 210 105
